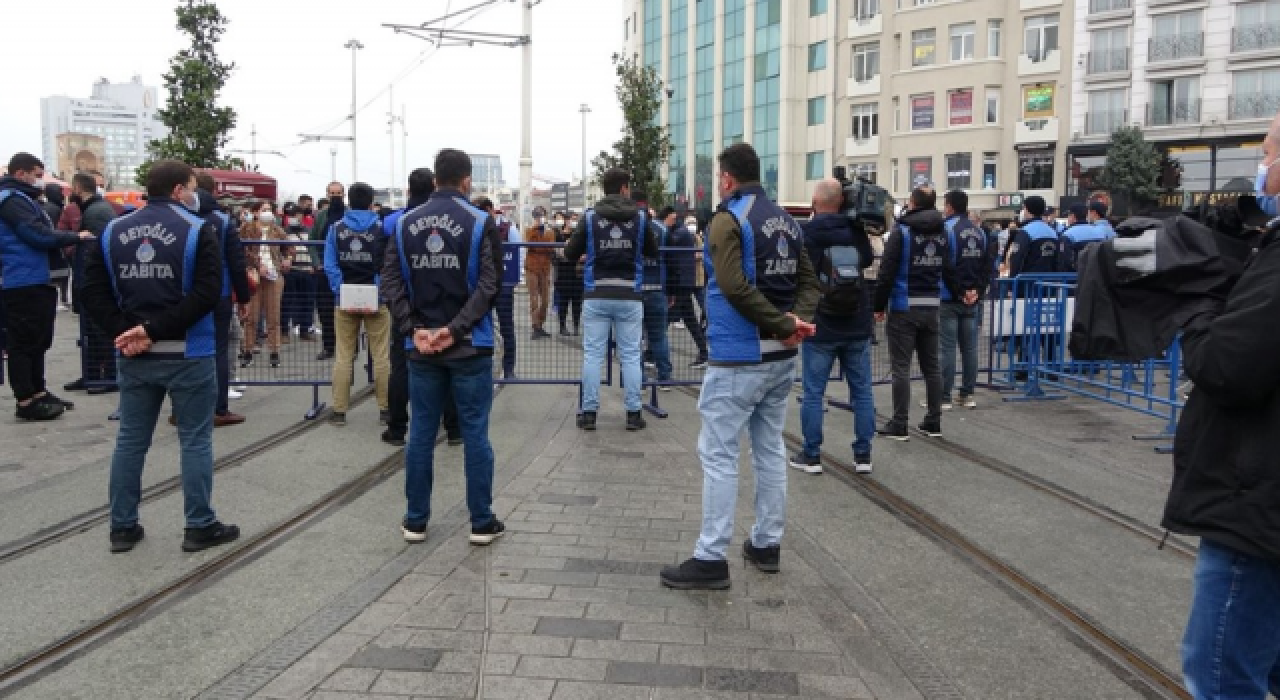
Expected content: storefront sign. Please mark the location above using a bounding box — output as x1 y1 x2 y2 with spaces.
1157 191 1243 209
996 193 1024 208
1024 85 1054 119
910 157 932 186
949 90 973 126
911 95 935 130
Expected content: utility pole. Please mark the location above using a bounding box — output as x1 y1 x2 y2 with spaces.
387 85 398 190
518 0 533 227
579 104 591 197
330 148 337 182
345 38 365 181
401 104 408 191
229 123 284 170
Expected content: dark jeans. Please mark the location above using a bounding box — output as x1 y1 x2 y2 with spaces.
886 307 942 425
214 298 233 415
2 285 58 402
79 304 117 384
556 279 583 331
314 271 336 352
388 330 409 437
404 355 496 528
642 290 672 380
282 270 316 332
939 300 982 399
498 286 517 377
670 288 708 358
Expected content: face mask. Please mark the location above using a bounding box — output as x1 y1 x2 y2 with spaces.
181 189 201 212
96 186 106 196
328 196 343 208
258 211 275 223
554 220 565 228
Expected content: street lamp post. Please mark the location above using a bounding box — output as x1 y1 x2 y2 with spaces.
345 38 365 181
579 104 591 200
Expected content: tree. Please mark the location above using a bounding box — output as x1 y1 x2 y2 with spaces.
1099 125 1161 216
136 0 239 187
591 53 673 208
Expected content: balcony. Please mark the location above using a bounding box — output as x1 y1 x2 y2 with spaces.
1229 93 1280 120
1015 117 1060 144
1018 48 1061 76
1019 0 1062 11
1146 99 1202 126
848 14 882 39
1148 32 1204 62
848 74 881 98
1085 109 1129 136
845 134 881 158
1232 23 1280 53
1089 0 1131 13
1085 48 1129 76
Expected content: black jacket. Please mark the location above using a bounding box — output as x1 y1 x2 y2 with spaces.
1163 226 1280 561
802 212 873 341
665 224 698 290
197 190 252 303
874 208 959 312
71 195 117 310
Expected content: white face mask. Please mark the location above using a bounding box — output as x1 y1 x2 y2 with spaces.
258 211 275 223
96 186 106 196
181 188 201 212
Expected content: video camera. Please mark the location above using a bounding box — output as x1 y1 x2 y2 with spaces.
832 166 890 231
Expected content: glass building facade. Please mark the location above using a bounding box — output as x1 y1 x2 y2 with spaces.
753 0 782 199
722 0 746 148
643 0 662 71
668 0 689 198
694 0 716 213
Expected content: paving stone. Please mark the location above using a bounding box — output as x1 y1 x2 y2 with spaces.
508 521 556 534
503 599 588 618
369 670 476 696
659 644 751 669
792 634 842 654
570 639 661 663
626 589 711 610
515 655 609 681
310 692 403 700
341 602 411 636
539 545 611 559
318 668 380 692
562 558 641 574
620 623 707 645
596 573 661 589
585 602 669 623
488 583 555 599
344 646 443 672
486 632 574 656
459 613 540 634
534 616 622 640
479 675 554 699
749 649 846 675
405 630 485 652
704 667 800 695
798 673 875 698
483 653 520 675
649 690 751 700
509 533 582 546
397 609 469 630
551 586 630 604
523 512 590 524
522 570 600 586
373 627 416 648
379 574 445 605
431 651 481 674
665 605 750 629
491 554 568 570
706 629 794 650
538 493 600 506
550 681 654 700
605 661 704 687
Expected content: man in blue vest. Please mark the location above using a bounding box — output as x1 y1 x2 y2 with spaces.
0 152 95 421
642 206 673 388
1059 203 1109 273
194 173 252 427
874 185 959 440
382 148 504 546
81 160 239 553
563 168 661 431
1088 200 1116 240
1006 195 1061 279
474 196 519 380
938 190 997 409
384 169 438 445
661 143 819 590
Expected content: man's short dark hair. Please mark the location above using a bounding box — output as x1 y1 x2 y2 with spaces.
473 195 494 212
601 168 631 196
910 186 936 211
718 143 761 184
298 194 313 203
944 190 968 215
8 153 44 174
72 173 97 195
1089 200 1108 218
408 167 436 198
434 149 472 187
1024 195 1047 218
658 206 676 220
348 182 375 210
195 173 216 192
146 160 195 198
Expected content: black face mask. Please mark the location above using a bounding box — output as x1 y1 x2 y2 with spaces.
328 196 343 209
301 206 313 215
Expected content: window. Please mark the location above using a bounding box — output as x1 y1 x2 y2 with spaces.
624 17 630 40
1235 0 1280 51
1231 68 1280 118
986 88 1000 123
950 23 976 61
911 94 935 130
946 153 973 190
808 41 828 71
851 162 877 184
853 43 880 82
1024 14 1059 61
988 20 1002 58
808 96 827 126
1151 77 1201 125
1018 150 1055 190
914 0 936 6
1150 10 1204 61
809 0 828 15
852 103 879 140
909 157 933 187
806 152 826 180
1086 89 1127 135
983 153 998 189
949 89 974 125
912 29 936 67
892 160 900 192
1088 27 1129 73
855 0 879 21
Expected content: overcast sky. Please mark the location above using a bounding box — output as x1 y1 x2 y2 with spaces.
3 0 625 199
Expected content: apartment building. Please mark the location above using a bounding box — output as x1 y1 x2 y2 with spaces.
41 76 167 189
1068 0 1280 208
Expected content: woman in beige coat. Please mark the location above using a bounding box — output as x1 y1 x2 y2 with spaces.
239 203 293 368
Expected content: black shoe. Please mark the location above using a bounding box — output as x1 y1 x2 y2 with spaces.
788 451 822 474
854 454 873 474
503 371 518 380
572 325 580 336
918 420 942 438
270 353 281 368
182 521 240 552
379 410 390 426
626 411 647 431
240 353 254 369
381 429 406 447
532 328 551 340
110 524 145 553
559 324 570 336
402 519 427 543
743 540 781 574
87 383 119 395
64 378 86 392
470 519 506 546
316 350 334 361
447 435 463 446
16 399 64 422
689 357 708 370
330 412 347 426
576 411 597 431
878 422 909 441
660 558 730 590
42 392 74 411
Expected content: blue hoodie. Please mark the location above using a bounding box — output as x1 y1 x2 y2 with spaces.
324 209 385 298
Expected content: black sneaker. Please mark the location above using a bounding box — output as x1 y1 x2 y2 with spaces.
316 350 334 361
447 435 463 446
379 410 390 426
576 411 597 431
689 357 708 370
559 324 570 336
182 521 241 552
330 412 347 426
109 524 145 553
854 454 873 475
402 520 427 543
918 420 942 438
470 519 506 546
660 558 730 590
532 328 551 340
743 540 781 574
270 353 281 368
87 383 119 395
626 411 647 431
16 399 65 422
788 451 822 475
42 392 74 411
877 422 909 442
240 353 254 369
381 430 406 447
64 378 87 392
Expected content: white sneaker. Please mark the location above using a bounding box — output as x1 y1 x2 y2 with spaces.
854 455 873 474
919 399 953 411
673 320 686 329
228 389 244 400
960 395 977 409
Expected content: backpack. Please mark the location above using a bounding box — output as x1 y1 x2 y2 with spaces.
817 245 864 315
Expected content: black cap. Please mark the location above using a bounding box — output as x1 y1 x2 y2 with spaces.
1089 200 1108 217
1069 203 1088 221
1024 195 1046 218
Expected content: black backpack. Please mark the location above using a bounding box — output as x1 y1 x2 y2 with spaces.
817 245 864 315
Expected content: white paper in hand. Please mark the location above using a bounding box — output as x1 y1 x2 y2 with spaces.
339 284 379 313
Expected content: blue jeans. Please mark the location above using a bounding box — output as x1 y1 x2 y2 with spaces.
939 301 982 399
404 356 496 529
800 338 875 459
580 298 643 413
693 359 795 562
1182 539 1280 700
642 291 672 380
110 357 218 529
